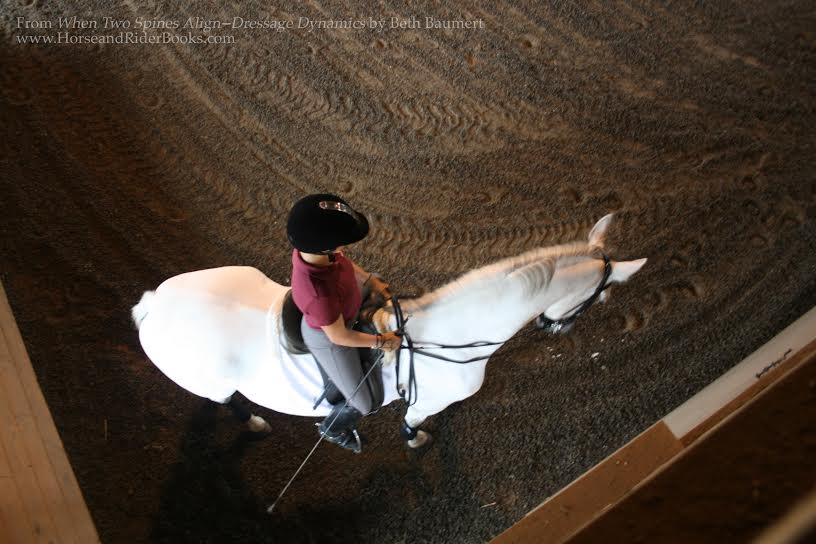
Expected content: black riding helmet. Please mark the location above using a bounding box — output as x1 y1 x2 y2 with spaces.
286 193 370 254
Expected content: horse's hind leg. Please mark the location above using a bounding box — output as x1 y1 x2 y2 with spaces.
225 395 271 433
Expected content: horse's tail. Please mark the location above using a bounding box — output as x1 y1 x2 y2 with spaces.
131 291 156 329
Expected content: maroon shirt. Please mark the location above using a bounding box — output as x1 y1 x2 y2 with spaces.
291 249 362 329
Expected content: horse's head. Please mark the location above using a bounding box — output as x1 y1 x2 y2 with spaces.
536 214 647 333
369 213 647 350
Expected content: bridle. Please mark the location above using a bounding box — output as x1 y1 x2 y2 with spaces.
390 253 612 406
535 253 612 334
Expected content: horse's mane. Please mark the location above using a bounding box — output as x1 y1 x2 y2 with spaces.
408 242 602 311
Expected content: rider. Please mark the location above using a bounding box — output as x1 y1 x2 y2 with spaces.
287 193 401 453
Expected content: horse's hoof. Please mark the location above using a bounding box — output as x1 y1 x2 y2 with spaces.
248 415 272 433
407 430 432 449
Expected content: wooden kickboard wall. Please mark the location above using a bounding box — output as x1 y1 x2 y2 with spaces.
493 306 816 544
0 281 99 544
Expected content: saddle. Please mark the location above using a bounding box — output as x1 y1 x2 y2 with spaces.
280 290 385 411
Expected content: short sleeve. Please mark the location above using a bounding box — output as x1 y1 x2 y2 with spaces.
304 296 342 328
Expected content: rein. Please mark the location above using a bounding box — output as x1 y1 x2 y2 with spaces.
391 253 612 406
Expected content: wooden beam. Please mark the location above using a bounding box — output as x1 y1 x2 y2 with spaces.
0 436 34 544
566 335 816 542
0 281 99 543
0 318 61 543
491 421 683 544
492 305 816 544
754 487 816 544
664 305 816 444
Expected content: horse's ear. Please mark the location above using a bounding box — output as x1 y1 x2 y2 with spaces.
609 258 647 283
589 214 614 247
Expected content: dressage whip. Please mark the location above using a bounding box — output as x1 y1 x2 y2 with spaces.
266 350 384 514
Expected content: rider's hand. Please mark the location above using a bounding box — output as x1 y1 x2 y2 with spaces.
378 331 401 352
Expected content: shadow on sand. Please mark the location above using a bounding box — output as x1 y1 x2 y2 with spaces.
150 401 277 543
149 401 403 544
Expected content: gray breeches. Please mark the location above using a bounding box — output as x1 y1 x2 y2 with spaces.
300 319 374 415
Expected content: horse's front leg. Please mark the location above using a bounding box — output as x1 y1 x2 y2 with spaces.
402 407 432 449
224 395 271 433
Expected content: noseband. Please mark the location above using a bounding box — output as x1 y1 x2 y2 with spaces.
389 253 612 406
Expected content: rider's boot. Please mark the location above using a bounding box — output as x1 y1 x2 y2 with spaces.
317 404 365 453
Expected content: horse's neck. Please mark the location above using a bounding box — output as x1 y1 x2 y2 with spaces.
389 256 602 346
394 281 548 348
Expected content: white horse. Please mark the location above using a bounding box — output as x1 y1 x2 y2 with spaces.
132 214 646 448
